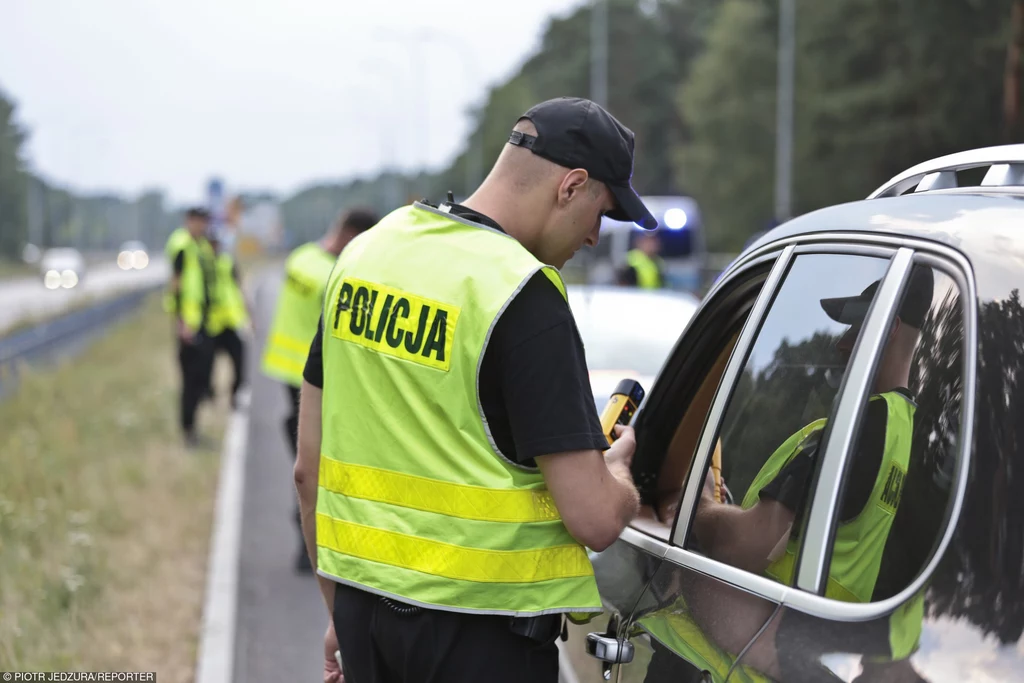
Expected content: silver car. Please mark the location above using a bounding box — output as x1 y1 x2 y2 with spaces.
568 285 700 409
562 146 1024 682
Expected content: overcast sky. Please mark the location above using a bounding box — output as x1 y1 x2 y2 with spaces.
0 0 586 204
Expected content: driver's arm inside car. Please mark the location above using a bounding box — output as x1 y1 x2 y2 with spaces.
693 493 795 574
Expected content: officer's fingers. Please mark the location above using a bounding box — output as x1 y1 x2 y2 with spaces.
612 424 635 442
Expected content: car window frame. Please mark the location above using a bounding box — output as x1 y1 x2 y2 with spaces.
625 249 781 542
636 233 977 623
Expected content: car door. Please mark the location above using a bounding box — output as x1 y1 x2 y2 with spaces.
570 240 973 683
561 244 780 682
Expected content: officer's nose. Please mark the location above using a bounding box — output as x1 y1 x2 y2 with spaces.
585 218 601 248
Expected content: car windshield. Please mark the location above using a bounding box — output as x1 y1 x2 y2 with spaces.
568 288 697 377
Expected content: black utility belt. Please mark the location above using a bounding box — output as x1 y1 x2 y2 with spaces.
377 597 568 643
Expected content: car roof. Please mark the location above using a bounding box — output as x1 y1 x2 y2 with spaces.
744 191 1024 265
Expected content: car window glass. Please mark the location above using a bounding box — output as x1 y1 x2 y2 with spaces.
630 266 769 539
684 253 890 589
828 264 964 603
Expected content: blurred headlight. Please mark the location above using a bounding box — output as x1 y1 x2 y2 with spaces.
44 270 62 289
61 270 79 288
132 250 149 269
118 251 133 270
664 208 688 231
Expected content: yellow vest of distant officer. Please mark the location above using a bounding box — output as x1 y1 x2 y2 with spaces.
163 227 214 333
207 252 249 336
626 248 663 289
261 243 338 387
316 203 603 616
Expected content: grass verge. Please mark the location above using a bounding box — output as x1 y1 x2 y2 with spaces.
0 295 232 679
0 258 35 281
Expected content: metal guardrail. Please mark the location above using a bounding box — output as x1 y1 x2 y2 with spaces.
0 284 162 397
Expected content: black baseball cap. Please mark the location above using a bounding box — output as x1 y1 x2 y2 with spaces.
509 97 658 230
186 207 211 220
820 266 935 329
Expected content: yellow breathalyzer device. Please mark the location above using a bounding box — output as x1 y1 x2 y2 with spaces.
599 379 645 446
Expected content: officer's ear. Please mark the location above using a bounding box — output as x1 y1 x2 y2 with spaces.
557 169 590 207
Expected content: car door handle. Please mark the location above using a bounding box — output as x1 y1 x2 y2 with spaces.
585 632 634 664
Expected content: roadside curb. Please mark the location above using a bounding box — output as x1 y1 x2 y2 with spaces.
195 398 251 683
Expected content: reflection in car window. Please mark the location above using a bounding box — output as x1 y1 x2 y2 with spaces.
831 266 963 603
685 254 890 589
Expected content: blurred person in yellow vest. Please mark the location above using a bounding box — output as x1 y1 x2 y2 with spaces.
206 227 250 410
261 207 380 572
294 97 656 683
620 231 665 289
164 207 216 449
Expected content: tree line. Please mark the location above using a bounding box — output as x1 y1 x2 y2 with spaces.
283 0 1023 248
0 88 182 260
2 0 1022 255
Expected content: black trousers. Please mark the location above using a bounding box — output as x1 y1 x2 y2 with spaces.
178 336 213 433
213 328 246 398
285 385 302 535
332 583 560 683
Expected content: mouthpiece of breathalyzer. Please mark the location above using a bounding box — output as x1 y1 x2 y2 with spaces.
599 379 646 446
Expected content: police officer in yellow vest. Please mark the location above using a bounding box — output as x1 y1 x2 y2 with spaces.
686 266 934 680
621 231 665 289
206 227 250 409
294 98 657 683
262 208 379 572
164 207 216 448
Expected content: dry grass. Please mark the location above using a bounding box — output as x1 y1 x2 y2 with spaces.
0 258 35 281
0 296 232 679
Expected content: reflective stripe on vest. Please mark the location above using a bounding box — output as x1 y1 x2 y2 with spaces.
626 249 663 289
208 252 248 333
260 242 337 386
316 203 601 616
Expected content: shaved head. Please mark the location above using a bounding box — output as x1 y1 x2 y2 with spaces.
462 118 616 268
487 119 565 194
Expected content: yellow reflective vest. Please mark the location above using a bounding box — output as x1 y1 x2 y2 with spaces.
207 252 249 335
316 203 603 616
163 227 213 332
261 242 337 387
626 249 664 289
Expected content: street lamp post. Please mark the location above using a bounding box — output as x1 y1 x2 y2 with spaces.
774 0 796 223
590 0 608 108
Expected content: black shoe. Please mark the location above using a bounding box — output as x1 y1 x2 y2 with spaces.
295 547 313 573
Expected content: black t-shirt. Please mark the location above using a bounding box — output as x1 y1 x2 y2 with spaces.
303 202 608 467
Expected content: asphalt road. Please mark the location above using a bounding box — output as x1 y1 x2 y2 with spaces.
0 260 170 334
234 269 325 683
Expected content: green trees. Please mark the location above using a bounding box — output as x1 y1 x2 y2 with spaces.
0 89 28 259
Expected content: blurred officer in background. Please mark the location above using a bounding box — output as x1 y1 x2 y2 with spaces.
261 207 380 572
206 227 250 409
295 97 655 683
164 207 216 449
621 231 665 289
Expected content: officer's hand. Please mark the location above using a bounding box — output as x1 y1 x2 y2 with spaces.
178 320 195 344
323 621 343 683
604 425 636 473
